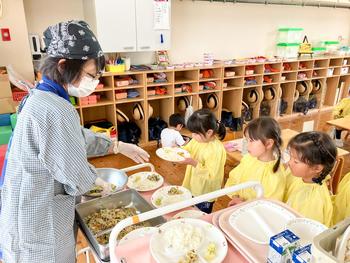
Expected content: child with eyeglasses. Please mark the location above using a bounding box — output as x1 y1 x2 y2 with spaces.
283 131 337 227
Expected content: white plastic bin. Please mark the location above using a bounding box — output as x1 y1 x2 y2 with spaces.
278 28 303 43
277 43 299 58
323 41 340 54
312 47 326 57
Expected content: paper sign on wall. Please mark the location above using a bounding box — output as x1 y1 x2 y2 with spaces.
154 0 170 30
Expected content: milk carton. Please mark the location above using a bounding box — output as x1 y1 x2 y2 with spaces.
267 229 300 263
292 244 312 263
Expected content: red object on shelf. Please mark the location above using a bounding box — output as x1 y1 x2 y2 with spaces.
1 28 11 41
0 145 8 176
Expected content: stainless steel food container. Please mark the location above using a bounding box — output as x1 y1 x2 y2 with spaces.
76 189 165 262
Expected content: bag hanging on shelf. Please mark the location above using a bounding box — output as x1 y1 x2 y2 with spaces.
117 121 141 145
308 94 318 109
293 96 309 115
279 99 288 115
260 101 271 116
185 96 193 125
148 117 168 141
242 101 252 122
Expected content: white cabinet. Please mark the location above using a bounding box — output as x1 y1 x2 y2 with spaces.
83 0 171 53
136 0 171 51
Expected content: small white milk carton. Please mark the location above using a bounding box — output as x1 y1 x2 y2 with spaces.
267 229 300 263
292 244 312 263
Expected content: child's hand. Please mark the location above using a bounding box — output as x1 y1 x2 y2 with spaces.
224 142 240 152
228 196 245 206
179 157 198 167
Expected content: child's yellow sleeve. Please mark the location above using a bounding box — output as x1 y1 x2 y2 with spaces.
225 155 248 198
333 172 350 225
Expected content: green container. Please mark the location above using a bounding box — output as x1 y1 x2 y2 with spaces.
0 126 12 145
69 96 76 105
10 113 17 129
278 28 303 32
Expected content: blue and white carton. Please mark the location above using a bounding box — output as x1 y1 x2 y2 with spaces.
292 244 312 263
267 229 300 263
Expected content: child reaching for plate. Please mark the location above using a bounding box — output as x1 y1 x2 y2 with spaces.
179 109 226 213
283 131 336 227
224 117 285 206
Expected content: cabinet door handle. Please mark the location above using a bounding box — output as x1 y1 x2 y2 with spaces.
123 46 134 50
140 46 151 50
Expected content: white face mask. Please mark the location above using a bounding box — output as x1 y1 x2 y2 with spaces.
67 76 99 97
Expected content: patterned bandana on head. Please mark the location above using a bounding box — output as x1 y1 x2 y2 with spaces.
43 20 104 60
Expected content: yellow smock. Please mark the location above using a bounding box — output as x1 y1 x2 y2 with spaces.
224 154 286 201
284 171 333 227
182 138 226 197
333 97 350 118
333 172 350 225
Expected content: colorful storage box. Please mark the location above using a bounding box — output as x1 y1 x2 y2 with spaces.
115 92 127 100
0 126 12 145
0 114 11 126
106 64 125 73
10 113 17 129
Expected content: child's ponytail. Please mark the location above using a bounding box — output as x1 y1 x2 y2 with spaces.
216 120 226 141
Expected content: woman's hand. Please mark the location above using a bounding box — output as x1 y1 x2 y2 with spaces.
114 141 150 163
228 196 245 206
179 157 198 167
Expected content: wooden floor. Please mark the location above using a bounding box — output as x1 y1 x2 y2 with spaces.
77 134 350 263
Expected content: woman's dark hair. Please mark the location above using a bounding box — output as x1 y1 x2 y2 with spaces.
244 117 282 173
187 109 226 140
39 56 105 86
288 131 337 185
169 113 185 127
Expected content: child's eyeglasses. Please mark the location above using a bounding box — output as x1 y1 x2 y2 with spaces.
84 71 102 80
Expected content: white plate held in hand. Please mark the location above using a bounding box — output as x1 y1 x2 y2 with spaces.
156 147 190 162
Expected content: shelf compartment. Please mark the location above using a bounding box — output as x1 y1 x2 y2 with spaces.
263 73 280 84
282 61 299 72
298 60 314 70
175 69 198 83
116 101 147 145
224 65 245 78
297 70 313 80
79 89 115 107
323 76 341 107
244 75 263 86
281 72 297 82
261 84 280 118
113 73 144 89
242 86 263 119
82 104 116 127
312 68 327 78
199 67 222 79
314 59 329 68
245 64 264 75
198 92 221 119
199 79 221 92
280 82 297 116
146 71 174 86
264 63 282 74
148 97 174 142
330 58 343 67
147 84 173 99
222 89 243 118
116 87 144 102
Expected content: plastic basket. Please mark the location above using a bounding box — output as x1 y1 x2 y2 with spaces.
278 28 303 43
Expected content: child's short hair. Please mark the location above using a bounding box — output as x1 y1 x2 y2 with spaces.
288 131 337 185
169 113 185 127
244 117 282 173
187 109 226 140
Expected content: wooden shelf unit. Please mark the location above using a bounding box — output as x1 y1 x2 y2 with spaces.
72 55 350 145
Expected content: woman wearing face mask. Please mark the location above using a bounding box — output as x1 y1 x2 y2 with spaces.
0 21 149 263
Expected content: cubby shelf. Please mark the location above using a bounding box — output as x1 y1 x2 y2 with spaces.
73 55 350 145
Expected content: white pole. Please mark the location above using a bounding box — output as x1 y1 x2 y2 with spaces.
109 181 264 263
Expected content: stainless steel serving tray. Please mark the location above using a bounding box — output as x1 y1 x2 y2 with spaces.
76 189 166 262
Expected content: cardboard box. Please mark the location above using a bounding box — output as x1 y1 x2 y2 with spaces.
0 98 16 114
0 68 12 99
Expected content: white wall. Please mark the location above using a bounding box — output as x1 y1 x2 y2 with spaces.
6 0 350 79
170 0 350 63
0 0 34 81
23 0 84 35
